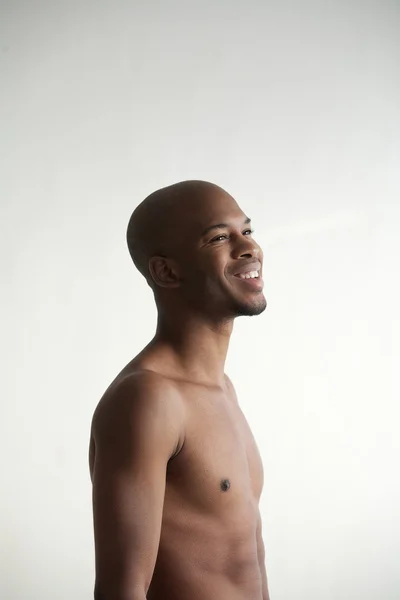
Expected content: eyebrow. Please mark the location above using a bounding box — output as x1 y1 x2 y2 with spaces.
201 217 251 237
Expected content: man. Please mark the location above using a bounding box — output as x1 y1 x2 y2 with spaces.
89 180 270 600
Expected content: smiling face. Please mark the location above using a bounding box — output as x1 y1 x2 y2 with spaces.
174 187 267 319
127 181 267 321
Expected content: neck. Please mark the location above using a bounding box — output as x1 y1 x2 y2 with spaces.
152 308 234 386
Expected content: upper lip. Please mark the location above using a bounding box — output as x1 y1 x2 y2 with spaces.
232 261 262 277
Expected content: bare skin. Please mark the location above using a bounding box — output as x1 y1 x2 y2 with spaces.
90 181 270 600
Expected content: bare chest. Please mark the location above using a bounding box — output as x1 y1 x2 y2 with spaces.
166 384 264 516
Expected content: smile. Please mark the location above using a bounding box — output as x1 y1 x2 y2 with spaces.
235 270 260 280
232 269 264 291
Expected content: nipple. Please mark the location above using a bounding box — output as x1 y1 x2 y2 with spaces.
220 478 231 492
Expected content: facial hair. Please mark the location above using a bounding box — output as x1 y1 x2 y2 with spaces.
231 295 267 317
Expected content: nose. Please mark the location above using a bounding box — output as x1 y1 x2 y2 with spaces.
232 235 262 260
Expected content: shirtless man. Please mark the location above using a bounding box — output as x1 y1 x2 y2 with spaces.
89 180 270 600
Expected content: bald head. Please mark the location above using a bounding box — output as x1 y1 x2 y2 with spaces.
126 180 229 285
126 180 265 318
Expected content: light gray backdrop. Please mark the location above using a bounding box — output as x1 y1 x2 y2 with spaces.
1 1 399 599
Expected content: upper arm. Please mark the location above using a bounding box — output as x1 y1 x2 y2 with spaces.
91 372 184 600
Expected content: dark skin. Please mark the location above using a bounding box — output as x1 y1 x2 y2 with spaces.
90 181 270 600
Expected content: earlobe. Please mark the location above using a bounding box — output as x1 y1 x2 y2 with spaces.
148 256 180 288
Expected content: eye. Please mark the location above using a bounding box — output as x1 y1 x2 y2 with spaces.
210 234 229 243
243 228 254 236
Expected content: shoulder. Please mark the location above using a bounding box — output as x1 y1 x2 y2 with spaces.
92 369 185 441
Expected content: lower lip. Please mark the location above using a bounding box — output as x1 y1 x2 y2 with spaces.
233 275 264 291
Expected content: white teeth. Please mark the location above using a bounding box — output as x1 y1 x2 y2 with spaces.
239 270 259 280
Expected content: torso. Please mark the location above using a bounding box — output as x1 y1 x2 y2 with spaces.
150 376 264 600
90 369 265 600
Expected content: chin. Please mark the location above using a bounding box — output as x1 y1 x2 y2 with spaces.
232 295 267 317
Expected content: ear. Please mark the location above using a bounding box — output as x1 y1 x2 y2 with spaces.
148 256 180 288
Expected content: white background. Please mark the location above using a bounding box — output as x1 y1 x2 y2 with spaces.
1 1 399 599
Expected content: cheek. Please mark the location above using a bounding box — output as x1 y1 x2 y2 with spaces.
205 250 228 275
180 249 229 289
180 263 207 290
183 267 225 298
